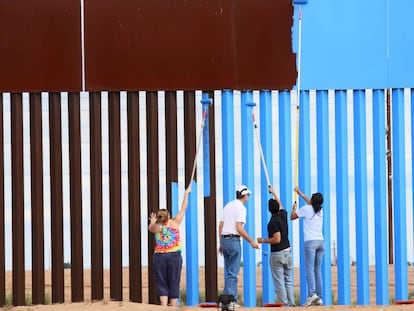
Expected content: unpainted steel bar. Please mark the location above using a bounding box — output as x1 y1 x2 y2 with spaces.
49 92 64 303
29 93 45 304
146 91 159 304
108 92 123 301
68 92 84 302
127 92 142 303
11 93 25 306
89 92 104 300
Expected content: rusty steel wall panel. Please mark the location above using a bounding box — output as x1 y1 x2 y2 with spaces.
235 0 296 90
165 91 178 213
49 93 64 303
29 93 45 305
89 92 104 300
84 0 235 91
68 93 84 302
146 91 159 304
0 0 82 92
0 94 4 307
127 92 142 303
11 94 25 306
204 91 218 301
84 0 296 91
108 92 123 301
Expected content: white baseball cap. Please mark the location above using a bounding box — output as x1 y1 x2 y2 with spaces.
236 185 252 196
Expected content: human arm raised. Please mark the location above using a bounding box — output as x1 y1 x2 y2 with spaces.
172 186 192 225
148 212 160 233
294 186 311 205
268 185 284 210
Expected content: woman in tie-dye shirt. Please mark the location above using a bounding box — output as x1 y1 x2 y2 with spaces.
148 185 191 307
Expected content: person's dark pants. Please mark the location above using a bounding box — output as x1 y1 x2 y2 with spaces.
153 251 182 298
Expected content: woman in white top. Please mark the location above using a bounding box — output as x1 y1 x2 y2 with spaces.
291 187 324 307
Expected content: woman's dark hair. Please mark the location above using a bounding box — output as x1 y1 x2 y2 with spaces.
268 199 280 215
311 192 323 213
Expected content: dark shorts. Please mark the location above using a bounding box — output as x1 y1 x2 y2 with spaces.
153 251 182 298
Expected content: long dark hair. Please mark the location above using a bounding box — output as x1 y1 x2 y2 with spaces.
311 192 323 213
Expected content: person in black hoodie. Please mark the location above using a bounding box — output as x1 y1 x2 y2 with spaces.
257 186 295 306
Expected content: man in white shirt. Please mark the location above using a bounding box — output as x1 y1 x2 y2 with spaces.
218 185 260 305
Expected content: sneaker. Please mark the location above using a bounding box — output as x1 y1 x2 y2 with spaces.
303 294 319 307
313 297 323 306
229 301 240 310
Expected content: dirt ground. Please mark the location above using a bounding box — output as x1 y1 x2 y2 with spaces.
4 265 414 311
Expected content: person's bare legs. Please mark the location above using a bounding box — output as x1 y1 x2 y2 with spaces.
160 296 168 307
170 298 178 307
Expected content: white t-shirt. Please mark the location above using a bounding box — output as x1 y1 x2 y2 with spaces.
296 204 324 242
220 199 246 235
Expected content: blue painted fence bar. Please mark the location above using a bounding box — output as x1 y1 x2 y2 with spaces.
241 91 256 307
353 90 370 305
259 90 274 305
221 90 235 206
278 90 294 263
185 181 199 305
334 90 351 305
372 89 388 305
391 89 408 301
298 90 310 304
315 90 332 305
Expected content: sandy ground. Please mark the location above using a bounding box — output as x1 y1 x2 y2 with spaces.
4 266 414 310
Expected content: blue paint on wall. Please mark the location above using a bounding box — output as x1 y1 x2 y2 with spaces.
293 0 414 89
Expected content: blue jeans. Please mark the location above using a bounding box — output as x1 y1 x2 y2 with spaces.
221 236 241 302
304 240 324 298
270 248 295 306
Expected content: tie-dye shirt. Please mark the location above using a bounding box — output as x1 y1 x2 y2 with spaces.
154 220 181 253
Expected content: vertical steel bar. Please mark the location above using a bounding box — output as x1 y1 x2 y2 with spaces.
89 92 104 300
316 90 332 305
49 92 64 303
278 91 293 256
11 93 25 306
68 92 84 302
0 93 4 307
353 90 370 305
391 88 408 301
259 90 274 305
146 91 159 304
386 89 393 265
30 92 45 304
298 90 310 304
165 91 178 216
334 90 350 305
203 90 217 302
108 92 123 301
183 91 199 306
127 91 142 303
372 89 388 305
221 90 235 206
240 91 255 306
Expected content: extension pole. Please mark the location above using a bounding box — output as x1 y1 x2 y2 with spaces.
188 99 211 188
293 3 304 203
252 110 271 187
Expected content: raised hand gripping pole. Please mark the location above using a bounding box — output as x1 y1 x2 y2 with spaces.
252 110 271 187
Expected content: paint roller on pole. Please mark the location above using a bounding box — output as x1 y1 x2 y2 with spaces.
188 94 212 189
252 107 271 188
293 0 307 203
